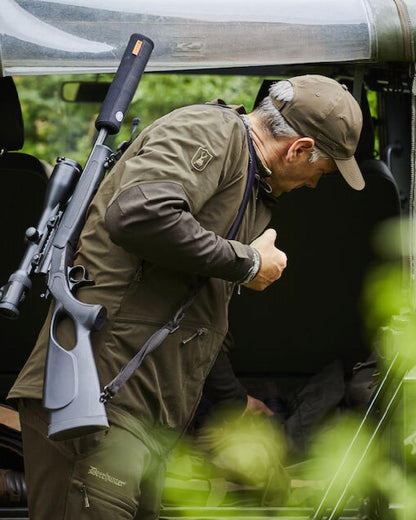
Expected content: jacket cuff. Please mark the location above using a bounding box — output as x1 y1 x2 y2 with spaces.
228 241 258 282
238 247 261 284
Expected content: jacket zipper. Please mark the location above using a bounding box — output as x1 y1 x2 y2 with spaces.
181 327 208 345
134 260 144 282
80 484 90 508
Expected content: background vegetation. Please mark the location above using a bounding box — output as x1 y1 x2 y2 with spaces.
15 73 265 167
15 73 379 169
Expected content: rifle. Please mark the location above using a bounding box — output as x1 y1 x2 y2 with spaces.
0 34 154 440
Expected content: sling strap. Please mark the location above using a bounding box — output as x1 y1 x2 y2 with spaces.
100 123 258 404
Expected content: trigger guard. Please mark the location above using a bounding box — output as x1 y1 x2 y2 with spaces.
68 265 95 293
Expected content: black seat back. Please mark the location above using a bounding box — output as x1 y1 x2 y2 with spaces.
230 80 401 377
229 165 401 377
0 77 49 401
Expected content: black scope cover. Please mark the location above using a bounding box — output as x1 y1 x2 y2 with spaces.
95 34 154 134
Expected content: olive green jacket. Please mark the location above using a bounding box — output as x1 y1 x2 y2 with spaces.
9 102 271 446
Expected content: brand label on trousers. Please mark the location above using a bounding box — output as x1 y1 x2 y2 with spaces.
88 465 127 487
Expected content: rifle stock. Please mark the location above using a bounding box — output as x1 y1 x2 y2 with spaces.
0 34 154 440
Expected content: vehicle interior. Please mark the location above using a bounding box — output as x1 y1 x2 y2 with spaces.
161 68 409 518
0 63 411 520
0 1 415 519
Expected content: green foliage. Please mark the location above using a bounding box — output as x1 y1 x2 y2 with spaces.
163 408 290 509
367 89 379 157
15 73 380 167
15 75 95 165
15 74 265 167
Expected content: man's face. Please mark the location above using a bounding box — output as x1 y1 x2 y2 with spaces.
268 156 337 197
246 117 339 197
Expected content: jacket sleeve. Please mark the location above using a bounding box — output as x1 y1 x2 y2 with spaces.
105 180 255 281
104 106 256 282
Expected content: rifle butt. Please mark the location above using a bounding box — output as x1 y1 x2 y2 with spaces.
43 307 109 440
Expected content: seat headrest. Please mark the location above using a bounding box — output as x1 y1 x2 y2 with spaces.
0 77 24 152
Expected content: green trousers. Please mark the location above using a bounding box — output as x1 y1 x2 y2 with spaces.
18 400 166 520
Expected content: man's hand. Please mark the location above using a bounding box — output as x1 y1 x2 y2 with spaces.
243 228 287 291
244 395 274 416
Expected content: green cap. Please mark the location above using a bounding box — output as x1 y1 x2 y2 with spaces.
271 75 365 190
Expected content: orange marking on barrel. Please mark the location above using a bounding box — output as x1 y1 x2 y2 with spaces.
132 40 143 55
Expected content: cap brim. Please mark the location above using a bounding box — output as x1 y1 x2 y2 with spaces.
334 156 365 191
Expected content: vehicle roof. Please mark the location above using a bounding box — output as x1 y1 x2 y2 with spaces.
1 0 415 77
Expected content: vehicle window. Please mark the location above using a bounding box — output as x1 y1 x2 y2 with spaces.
16 73 265 166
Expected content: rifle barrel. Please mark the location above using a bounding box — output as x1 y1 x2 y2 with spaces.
96 34 154 135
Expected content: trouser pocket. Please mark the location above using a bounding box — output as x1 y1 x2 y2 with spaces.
70 478 137 519
19 406 161 520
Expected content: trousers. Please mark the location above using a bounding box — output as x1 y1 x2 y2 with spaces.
18 399 166 520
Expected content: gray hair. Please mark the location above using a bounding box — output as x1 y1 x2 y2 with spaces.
253 80 328 164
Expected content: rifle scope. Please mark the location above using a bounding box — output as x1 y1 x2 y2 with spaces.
0 157 82 319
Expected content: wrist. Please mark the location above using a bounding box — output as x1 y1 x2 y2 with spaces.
238 247 261 284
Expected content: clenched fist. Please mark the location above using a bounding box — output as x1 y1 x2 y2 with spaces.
243 228 287 291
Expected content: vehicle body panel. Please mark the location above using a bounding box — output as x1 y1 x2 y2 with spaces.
0 0 414 76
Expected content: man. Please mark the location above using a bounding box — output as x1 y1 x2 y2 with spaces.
8 75 364 519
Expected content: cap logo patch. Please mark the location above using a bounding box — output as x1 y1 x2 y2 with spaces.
191 147 213 171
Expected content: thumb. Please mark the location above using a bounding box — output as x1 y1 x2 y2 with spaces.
263 228 277 243
251 228 277 249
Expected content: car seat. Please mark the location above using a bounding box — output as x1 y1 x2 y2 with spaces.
230 81 400 374
0 77 49 403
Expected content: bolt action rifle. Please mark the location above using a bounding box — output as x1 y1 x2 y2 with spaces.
0 34 154 440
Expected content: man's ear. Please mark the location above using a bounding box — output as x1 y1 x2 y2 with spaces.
286 137 315 162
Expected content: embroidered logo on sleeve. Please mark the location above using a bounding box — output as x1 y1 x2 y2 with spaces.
191 147 213 171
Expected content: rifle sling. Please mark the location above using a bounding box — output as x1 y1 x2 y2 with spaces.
100 126 257 404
